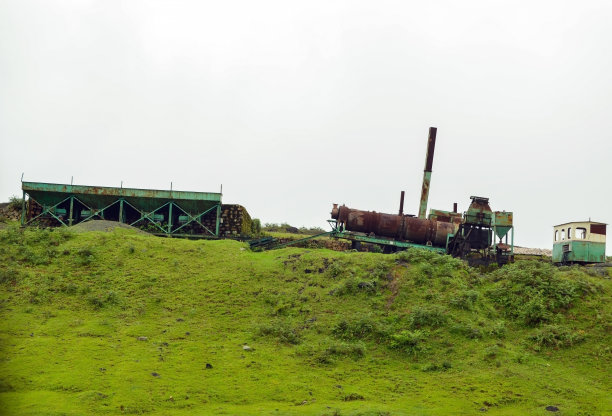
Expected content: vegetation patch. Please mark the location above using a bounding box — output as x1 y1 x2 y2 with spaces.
0 224 609 415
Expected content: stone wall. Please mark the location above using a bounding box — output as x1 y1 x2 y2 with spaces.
201 204 253 237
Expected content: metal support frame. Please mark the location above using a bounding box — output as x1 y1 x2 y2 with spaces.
168 202 220 236
22 191 222 238
22 195 72 227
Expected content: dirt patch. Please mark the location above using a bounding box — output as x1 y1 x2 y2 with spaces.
69 220 149 234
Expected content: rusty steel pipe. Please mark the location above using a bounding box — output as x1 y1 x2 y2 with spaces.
399 191 405 215
331 204 456 247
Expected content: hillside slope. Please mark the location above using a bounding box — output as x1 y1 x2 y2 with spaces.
0 225 610 415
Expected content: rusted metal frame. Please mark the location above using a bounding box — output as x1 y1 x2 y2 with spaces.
79 199 120 223
170 203 218 236
328 219 344 232
23 194 72 226
334 231 445 252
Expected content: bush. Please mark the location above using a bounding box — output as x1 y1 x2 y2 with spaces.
332 315 381 341
258 320 302 345
388 329 426 356
449 323 483 339
528 325 585 349
422 361 452 372
450 290 479 310
87 291 121 309
487 261 593 326
8 196 24 211
316 341 366 363
0 267 19 284
489 321 507 339
409 306 447 329
333 276 377 296
76 247 95 266
250 218 262 236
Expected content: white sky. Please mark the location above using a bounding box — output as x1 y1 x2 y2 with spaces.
1 0 610 253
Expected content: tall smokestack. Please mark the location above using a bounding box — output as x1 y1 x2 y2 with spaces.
418 127 437 219
399 191 405 215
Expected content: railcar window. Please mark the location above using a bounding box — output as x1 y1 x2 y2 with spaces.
555 230 559 241
561 229 565 240
575 228 586 239
568 227 571 239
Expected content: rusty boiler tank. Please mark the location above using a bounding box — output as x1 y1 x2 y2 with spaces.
330 204 457 247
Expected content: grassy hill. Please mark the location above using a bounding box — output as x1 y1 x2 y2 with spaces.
0 225 610 415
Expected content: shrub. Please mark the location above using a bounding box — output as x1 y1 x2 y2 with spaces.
8 196 24 211
489 321 507 339
388 329 426 356
327 262 344 278
76 247 95 266
333 277 377 296
251 218 262 236
316 341 366 363
528 325 585 349
87 291 120 309
0 267 18 284
342 393 365 401
422 361 452 372
409 306 447 329
332 315 381 341
258 320 302 345
450 290 479 310
487 261 593 326
450 323 483 339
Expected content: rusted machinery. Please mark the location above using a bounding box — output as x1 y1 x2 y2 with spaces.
330 204 456 247
329 127 514 265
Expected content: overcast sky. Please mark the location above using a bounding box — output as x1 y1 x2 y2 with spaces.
1 0 610 253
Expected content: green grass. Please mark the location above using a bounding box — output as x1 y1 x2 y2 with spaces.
0 224 610 415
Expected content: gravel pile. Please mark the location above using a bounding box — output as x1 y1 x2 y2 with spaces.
70 220 149 234
514 246 552 257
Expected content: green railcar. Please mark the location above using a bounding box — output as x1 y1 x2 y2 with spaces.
552 221 606 264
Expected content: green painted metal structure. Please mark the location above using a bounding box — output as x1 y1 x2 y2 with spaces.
552 241 606 264
21 181 222 237
552 221 606 264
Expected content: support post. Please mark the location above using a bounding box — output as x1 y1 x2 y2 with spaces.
20 191 26 226
68 196 74 226
215 204 221 237
119 199 124 223
168 202 173 234
418 127 437 219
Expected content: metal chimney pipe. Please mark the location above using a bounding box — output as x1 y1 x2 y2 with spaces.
399 191 405 215
453 202 458 213
418 127 437 219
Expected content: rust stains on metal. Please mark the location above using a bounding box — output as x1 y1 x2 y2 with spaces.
418 127 437 219
331 204 455 247
424 127 437 172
